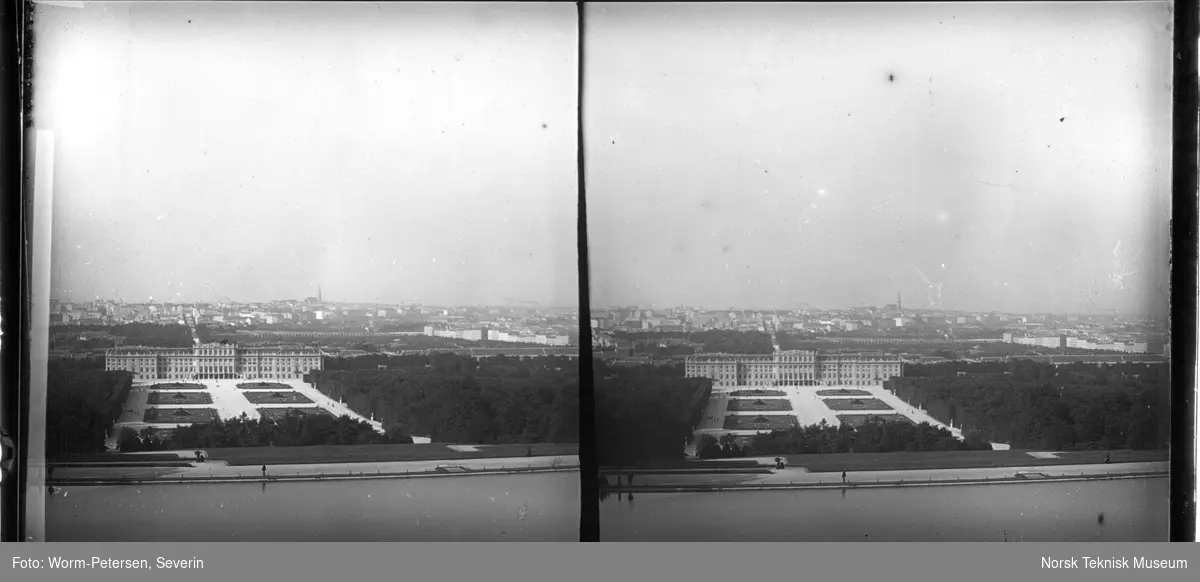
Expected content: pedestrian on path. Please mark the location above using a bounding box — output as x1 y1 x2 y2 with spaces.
261 464 267 478
842 471 847 484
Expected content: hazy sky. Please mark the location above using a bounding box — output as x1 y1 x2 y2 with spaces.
36 2 578 307
585 2 1173 315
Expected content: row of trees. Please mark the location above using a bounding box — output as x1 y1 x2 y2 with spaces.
698 419 990 459
594 361 711 466
117 412 411 451
62 323 194 347
886 362 1170 450
611 330 774 354
46 369 132 457
307 355 579 444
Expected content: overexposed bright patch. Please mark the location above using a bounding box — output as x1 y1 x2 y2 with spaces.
935 211 951 224
817 189 827 197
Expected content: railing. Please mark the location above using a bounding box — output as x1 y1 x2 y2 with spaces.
597 469 1168 492
48 462 582 486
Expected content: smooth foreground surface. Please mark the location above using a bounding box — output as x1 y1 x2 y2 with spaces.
47 472 579 541
600 476 1168 541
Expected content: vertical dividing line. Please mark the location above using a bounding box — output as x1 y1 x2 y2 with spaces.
0 0 24 543
1170 0 1199 543
575 0 598 543
25 130 56 542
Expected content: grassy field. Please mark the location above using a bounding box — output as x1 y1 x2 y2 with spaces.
50 453 185 463
730 389 786 397
724 414 799 430
243 391 314 404
236 382 292 390
602 459 767 471
727 398 793 412
144 408 219 423
836 414 915 427
822 398 894 411
817 389 873 397
256 407 333 421
205 442 580 466
147 383 206 390
784 449 1170 472
147 392 213 405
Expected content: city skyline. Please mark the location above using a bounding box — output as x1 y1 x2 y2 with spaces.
584 2 1172 317
36 2 579 308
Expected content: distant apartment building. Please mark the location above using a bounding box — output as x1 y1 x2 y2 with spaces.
685 350 903 387
105 344 324 380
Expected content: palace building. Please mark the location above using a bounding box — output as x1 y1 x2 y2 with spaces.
685 350 903 387
105 344 324 380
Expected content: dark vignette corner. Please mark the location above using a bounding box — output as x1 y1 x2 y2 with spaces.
575 1 598 543
1168 0 1198 543
0 0 30 544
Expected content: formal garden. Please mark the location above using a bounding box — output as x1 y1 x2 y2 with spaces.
836 414 915 428
822 398 894 411
727 398 793 412
256 407 335 421
242 391 315 405
147 382 206 390
816 388 873 397
237 382 292 390
147 392 213 405
729 389 786 397
144 407 219 424
723 414 799 430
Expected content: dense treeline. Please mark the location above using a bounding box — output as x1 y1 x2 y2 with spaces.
887 361 1170 450
47 356 106 371
307 354 578 444
691 330 774 354
45 368 132 457
594 361 712 466
118 412 411 451
630 343 696 358
698 419 989 459
60 323 194 347
612 330 773 354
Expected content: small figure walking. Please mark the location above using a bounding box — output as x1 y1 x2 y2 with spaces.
526 447 533 457
1104 453 1111 464
842 471 847 484
261 464 267 478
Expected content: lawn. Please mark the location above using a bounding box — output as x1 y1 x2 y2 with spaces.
817 389 873 397
601 459 766 471
147 382 206 390
147 392 213 405
730 389 786 397
49 453 184 463
783 449 1170 472
237 382 292 390
822 398 894 411
728 398 793 412
724 414 799 430
242 391 315 405
204 442 580 466
144 408 219 423
836 414 915 427
256 407 334 421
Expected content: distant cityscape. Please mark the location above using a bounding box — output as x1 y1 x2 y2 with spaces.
590 295 1167 356
47 288 581 365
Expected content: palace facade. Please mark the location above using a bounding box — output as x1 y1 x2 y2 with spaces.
685 350 903 387
105 344 324 380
